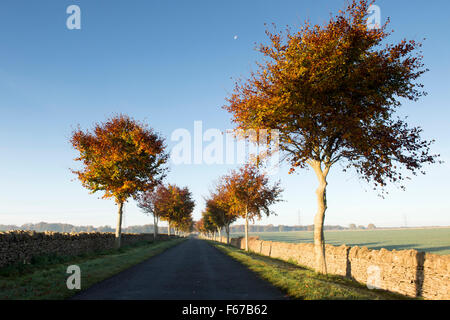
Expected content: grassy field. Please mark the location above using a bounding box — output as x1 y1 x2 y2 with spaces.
212 242 412 300
232 227 450 255
0 238 185 300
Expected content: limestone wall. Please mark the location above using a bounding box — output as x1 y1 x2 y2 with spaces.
0 231 173 268
211 235 449 300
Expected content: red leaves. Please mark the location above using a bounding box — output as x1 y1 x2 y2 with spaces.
70 114 169 204
222 164 283 221
199 164 282 234
152 184 195 233
202 185 238 232
223 0 438 192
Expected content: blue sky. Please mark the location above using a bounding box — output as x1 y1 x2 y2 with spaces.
0 0 449 229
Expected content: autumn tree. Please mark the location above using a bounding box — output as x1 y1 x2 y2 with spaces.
199 212 219 239
154 184 195 236
201 211 216 240
195 217 211 238
174 213 194 235
203 202 224 240
138 187 162 241
204 183 238 244
222 164 282 251
71 114 168 248
195 219 206 235
224 0 439 273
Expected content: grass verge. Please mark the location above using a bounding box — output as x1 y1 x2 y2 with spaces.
211 242 413 300
0 238 186 300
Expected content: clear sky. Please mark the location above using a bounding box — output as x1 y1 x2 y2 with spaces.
0 0 449 229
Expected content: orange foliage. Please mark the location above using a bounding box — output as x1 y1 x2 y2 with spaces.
70 114 169 204
153 184 195 232
224 0 439 190
221 164 283 222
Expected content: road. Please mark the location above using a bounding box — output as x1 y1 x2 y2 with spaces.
71 238 287 300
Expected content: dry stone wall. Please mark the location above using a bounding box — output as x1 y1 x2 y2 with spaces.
0 231 173 268
212 235 449 300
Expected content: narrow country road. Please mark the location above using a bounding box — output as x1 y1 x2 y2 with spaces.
71 238 287 300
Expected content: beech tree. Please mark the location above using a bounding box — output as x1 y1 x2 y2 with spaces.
137 188 161 241
196 217 215 238
201 211 217 240
154 184 195 236
199 210 221 240
174 212 195 235
195 219 205 235
224 0 439 272
204 183 238 244
71 114 168 248
222 164 282 251
202 208 220 240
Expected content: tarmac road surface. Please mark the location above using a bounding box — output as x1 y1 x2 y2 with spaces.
71 238 287 300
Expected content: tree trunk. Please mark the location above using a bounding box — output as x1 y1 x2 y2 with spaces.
218 227 221 242
226 223 230 245
115 202 124 249
311 160 330 274
153 214 158 241
168 223 171 236
244 205 249 251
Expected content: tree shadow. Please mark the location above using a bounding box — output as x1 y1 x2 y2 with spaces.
326 240 379 246
415 251 425 297
341 243 429 298
359 244 450 255
413 246 450 254
363 244 420 251
345 246 352 278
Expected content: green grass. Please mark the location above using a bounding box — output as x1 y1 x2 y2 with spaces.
232 228 450 255
0 238 185 300
212 242 413 300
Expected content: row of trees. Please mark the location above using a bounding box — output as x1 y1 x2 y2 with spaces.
71 114 194 248
70 0 439 274
138 184 195 239
349 223 376 230
197 164 282 250
229 224 358 233
219 0 438 273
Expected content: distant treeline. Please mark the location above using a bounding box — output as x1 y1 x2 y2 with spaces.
230 224 374 233
0 222 168 234
231 225 337 233
0 222 375 233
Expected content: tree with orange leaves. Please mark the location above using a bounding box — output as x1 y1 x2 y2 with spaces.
177 215 194 235
195 217 215 238
153 184 195 236
195 219 205 235
137 188 161 241
224 0 439 273
70 114 168 248
204 180 239 244
222 164 282 251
